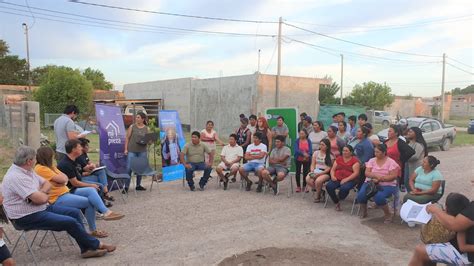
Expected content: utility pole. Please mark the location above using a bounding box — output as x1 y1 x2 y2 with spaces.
276 17 282 107
22 23 32 91
340 54 344 105
257 49 261 72
440 53 446 123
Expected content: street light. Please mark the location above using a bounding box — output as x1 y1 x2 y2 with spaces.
22 23 32 91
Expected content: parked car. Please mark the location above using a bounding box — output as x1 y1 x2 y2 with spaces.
468 119 474 134
373 111 396 126
123 105 151 128
377 117 456 151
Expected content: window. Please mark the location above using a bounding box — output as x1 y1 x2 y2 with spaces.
421 123 432 133
431 122 440 131
375 112 380 116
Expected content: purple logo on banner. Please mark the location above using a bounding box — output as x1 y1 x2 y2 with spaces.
159 110 185 181
95 104 127 174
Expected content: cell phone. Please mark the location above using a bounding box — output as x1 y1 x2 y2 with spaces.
309 173 316 178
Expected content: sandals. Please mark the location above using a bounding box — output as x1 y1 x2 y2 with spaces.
335 203 342 212
90 230 109 238
313 197 321 203
104 194 115 202
384 214 394 224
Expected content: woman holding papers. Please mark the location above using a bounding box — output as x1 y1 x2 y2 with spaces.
403 156 444 204
357 144 400 223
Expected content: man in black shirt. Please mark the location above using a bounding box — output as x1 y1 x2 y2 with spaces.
77 138 114 203
409 192 474 265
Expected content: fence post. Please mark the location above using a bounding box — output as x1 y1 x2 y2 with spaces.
21 101 41 149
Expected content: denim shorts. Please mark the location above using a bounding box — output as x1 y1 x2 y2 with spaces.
242 162 265 173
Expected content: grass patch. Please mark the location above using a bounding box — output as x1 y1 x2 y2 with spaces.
453 131 474 147
447 118 471 128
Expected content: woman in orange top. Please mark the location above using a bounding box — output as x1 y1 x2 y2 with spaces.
34 147 123 238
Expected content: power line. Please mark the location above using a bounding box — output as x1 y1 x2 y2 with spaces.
284 22 442 58
0 4 276 37
447 57 473 69
68 0 277 24
24 0 35 29
286 37 440 64
286 14 473 29
446 62 474 75
264 40 278 74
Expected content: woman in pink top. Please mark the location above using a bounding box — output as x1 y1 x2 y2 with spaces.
357 144 400 223
201 120 224 164
326 126 345 157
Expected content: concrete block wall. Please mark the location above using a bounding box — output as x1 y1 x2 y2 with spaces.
123 78 193 126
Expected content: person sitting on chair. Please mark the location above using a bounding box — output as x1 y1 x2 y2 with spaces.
216 134 243 190
1 146 116 259
409 192 473 266
357 144 400 223
35 146 121 238
260 135 291 195
326 145 360 211
57 140 124 221
180 131 213 191
403 155 444 204
0 193 15 266
76 138 114 204
306 139 334 203
239 132 267 192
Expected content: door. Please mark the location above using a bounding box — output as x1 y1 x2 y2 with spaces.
374 111 381 123
430 121 442 144
420 122 433 145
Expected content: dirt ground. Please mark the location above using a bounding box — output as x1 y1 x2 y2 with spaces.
3 146 473 265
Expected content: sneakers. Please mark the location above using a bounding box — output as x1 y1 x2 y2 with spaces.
223 179 229 190
256 184 263 193
190 185 195 191
103 212 125 221
199 184 205 191
136 185 147 191
245 181 253 191
81 249 107 258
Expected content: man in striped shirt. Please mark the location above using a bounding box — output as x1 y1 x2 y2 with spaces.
1 146 116 259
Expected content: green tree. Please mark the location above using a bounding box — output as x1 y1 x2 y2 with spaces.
319 82 340 104
431 105 439 116
31 65 74 86
0 39 9 57
34 66 93 116
82 67 113 90
0 55 28 85
346 81 394 109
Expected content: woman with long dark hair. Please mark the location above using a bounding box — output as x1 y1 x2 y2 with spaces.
306 139 334 202
308 121 327 151
294 129 312 193
384 124 415 190
326 126 345 157
405 127 428 192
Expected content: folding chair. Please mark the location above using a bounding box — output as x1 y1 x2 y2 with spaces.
130 156 160 193
9 219 62 266
323 186 359 214
262 171 292 197
107 169 131 203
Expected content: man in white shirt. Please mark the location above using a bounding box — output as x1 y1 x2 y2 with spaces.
216 134 243 190
239 132 267 192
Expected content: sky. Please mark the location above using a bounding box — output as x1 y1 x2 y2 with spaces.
0 0 472 97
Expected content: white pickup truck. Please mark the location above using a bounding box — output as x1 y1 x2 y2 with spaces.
377 117 456 151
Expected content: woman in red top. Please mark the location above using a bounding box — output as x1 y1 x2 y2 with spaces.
384 125 415 190
327 145 360 211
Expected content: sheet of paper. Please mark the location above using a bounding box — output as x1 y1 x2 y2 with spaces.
400 200 432 224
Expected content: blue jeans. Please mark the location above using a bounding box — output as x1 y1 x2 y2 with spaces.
127 152 148 187
185 162 212 188
82 169 108 191
55 193 97 231
326 179 357 204
12 205 100 254
73 187 109 214
357 182 398 206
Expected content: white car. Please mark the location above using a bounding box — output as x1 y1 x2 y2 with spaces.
373 111 396 126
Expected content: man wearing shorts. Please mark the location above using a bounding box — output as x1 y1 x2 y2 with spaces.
260 135 291 195
216 134 243 190
239 132 267 192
